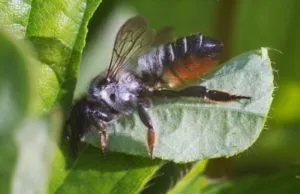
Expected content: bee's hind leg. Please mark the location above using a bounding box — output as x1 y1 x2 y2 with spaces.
153 85 251 102
137 101 156 159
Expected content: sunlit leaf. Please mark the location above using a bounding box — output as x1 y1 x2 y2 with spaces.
50 146 160 194
0 31 32 193
1 0 103 193
0 0 102 112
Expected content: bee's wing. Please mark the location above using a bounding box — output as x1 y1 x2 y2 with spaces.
106 16 156 79
106 16 176 79
152 26 175 47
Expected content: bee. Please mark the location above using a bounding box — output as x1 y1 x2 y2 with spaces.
69 16 250 158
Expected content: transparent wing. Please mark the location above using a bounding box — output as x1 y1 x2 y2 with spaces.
106 16 156 79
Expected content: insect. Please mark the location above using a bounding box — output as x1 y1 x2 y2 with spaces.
68 16 250 158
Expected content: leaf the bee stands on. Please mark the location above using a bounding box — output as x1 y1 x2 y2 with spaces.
84 47 273 162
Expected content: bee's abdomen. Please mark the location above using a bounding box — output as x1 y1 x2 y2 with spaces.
136 34 223 88
161 34 223 87
164 34 223 62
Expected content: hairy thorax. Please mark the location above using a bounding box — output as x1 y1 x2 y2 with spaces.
88 72 143 115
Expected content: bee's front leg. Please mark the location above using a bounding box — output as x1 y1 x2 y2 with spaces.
137 101 156 159
98 122 108 154
87 108 112 155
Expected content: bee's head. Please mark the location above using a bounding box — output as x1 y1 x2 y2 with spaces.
88 74 109 94
87 74 118 103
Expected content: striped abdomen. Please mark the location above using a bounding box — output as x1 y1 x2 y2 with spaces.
136 33 223 87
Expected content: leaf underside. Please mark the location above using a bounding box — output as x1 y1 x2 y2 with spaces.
87 48 274 162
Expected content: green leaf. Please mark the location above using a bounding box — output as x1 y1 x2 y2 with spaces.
1 0 103 193
0 0 102 112
12 114 62 194
86 48 274 162
201 168 300 194
0 31 61 194
168 160 208 194
141 161 195 194
0 31 32 193
50 146 161 194
0 32 31 130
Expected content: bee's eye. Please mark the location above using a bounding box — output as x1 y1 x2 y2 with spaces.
110 93 116 102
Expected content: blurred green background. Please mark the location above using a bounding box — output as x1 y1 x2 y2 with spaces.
76 0 300 179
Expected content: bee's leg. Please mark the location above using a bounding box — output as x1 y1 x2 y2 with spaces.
137 102 156 159
98 122 108 154
87 109 112 155
154 86 250 102
90 118 108 154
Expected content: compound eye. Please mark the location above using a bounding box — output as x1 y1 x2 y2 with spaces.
109 93 116 102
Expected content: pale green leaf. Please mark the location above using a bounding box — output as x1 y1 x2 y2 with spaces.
1 1 104 193
12 114 62 194
0 31 32 193
0 31 61 194
87 48 274 162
